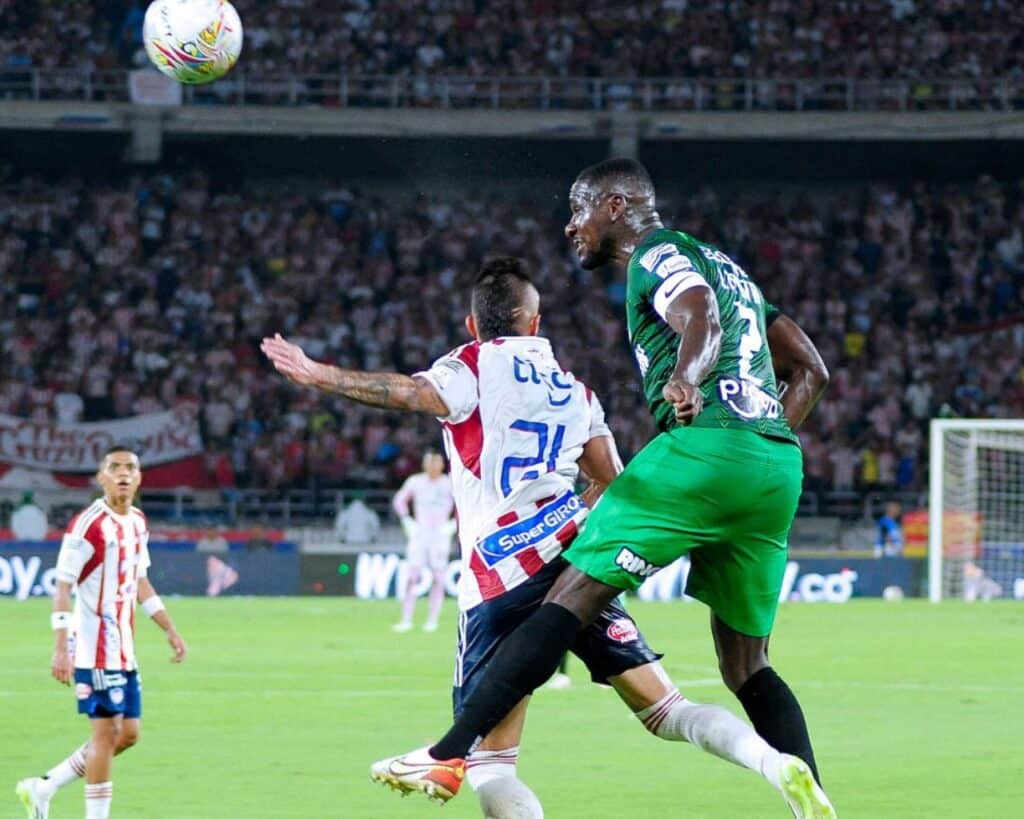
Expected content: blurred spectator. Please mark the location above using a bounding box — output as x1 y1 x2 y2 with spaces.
10 491 47 540
334 494 381 544
196 528 229 553
245 524 274 551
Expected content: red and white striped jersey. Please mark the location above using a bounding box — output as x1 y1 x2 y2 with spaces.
55 499 151 671
415 336 611 610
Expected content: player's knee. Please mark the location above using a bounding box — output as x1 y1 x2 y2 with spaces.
118 724 140 751
92 721 120 751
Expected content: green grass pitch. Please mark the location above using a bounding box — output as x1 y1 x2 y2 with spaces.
3 598 1022 818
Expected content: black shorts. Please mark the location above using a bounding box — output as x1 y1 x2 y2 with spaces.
452 559 662 716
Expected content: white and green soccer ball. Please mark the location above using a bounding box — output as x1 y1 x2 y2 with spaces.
143 0 243 85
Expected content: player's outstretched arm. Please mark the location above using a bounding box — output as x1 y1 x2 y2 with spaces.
260 334 450 415
138 577 187 663
661 287 723 425
766 314 829 431
577 434 624 509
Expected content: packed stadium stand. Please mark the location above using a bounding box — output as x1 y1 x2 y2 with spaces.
3 170 1022 507
3 0 1023 109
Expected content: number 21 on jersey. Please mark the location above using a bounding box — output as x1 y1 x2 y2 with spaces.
500 419 566 496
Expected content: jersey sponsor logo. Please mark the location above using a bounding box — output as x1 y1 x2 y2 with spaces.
75 683 93 700
476 491 582 568
606 617 639 643
717 377 782 420
614 547 661 579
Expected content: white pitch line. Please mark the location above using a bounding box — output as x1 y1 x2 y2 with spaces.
1 679 1019 699
0 688 450 698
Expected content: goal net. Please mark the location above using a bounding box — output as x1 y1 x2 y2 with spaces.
929 420 1024 602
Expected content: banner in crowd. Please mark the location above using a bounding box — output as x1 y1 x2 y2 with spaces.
898 509 982 559
0 408 203 473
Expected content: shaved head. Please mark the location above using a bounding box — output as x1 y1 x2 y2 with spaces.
575 158 656 203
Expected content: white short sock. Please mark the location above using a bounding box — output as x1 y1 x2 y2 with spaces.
43 743 88 795
85 781 112 819
636 690 783 790
467 747 544 819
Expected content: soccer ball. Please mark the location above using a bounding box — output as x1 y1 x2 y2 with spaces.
143 0 243 85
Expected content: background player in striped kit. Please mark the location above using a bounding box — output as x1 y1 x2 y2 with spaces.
392 451 456 633
16 445 187 819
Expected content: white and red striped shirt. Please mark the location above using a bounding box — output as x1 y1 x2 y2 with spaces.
415 336 611 610
55 499 151 671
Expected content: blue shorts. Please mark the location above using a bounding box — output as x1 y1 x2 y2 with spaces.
74 669 142 719
453 559 661 716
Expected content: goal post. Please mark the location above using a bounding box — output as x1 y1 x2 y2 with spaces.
929 419 1024 602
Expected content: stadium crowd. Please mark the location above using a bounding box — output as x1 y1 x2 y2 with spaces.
1 170 1022 495
1 1 1022 108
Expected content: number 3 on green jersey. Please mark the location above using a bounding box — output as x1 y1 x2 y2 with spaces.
624 228 797 444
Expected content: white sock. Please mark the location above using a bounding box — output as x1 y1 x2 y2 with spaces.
636 691 784 790
467 747 544 819
85 782 112 819
42 743 88 796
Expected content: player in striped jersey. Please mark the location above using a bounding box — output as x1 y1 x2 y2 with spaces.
16 444 187 819
264 257 819 819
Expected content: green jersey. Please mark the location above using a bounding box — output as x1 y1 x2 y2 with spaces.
625 227 797 444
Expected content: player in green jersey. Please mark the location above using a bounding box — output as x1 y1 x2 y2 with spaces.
380 159 834 817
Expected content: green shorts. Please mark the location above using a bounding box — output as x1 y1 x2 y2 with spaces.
565 426 803 637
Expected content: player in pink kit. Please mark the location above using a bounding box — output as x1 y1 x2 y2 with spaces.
16 445 187 819
263 258 817 819
392 451 456 633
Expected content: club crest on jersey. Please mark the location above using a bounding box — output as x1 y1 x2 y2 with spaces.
75 683 93 700
108 687 125 705
607 618 639 643
614 547 661 579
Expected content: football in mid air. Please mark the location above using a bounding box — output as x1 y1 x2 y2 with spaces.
143 0 243 85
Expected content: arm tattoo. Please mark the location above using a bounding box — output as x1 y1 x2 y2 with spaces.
318 368 448 415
